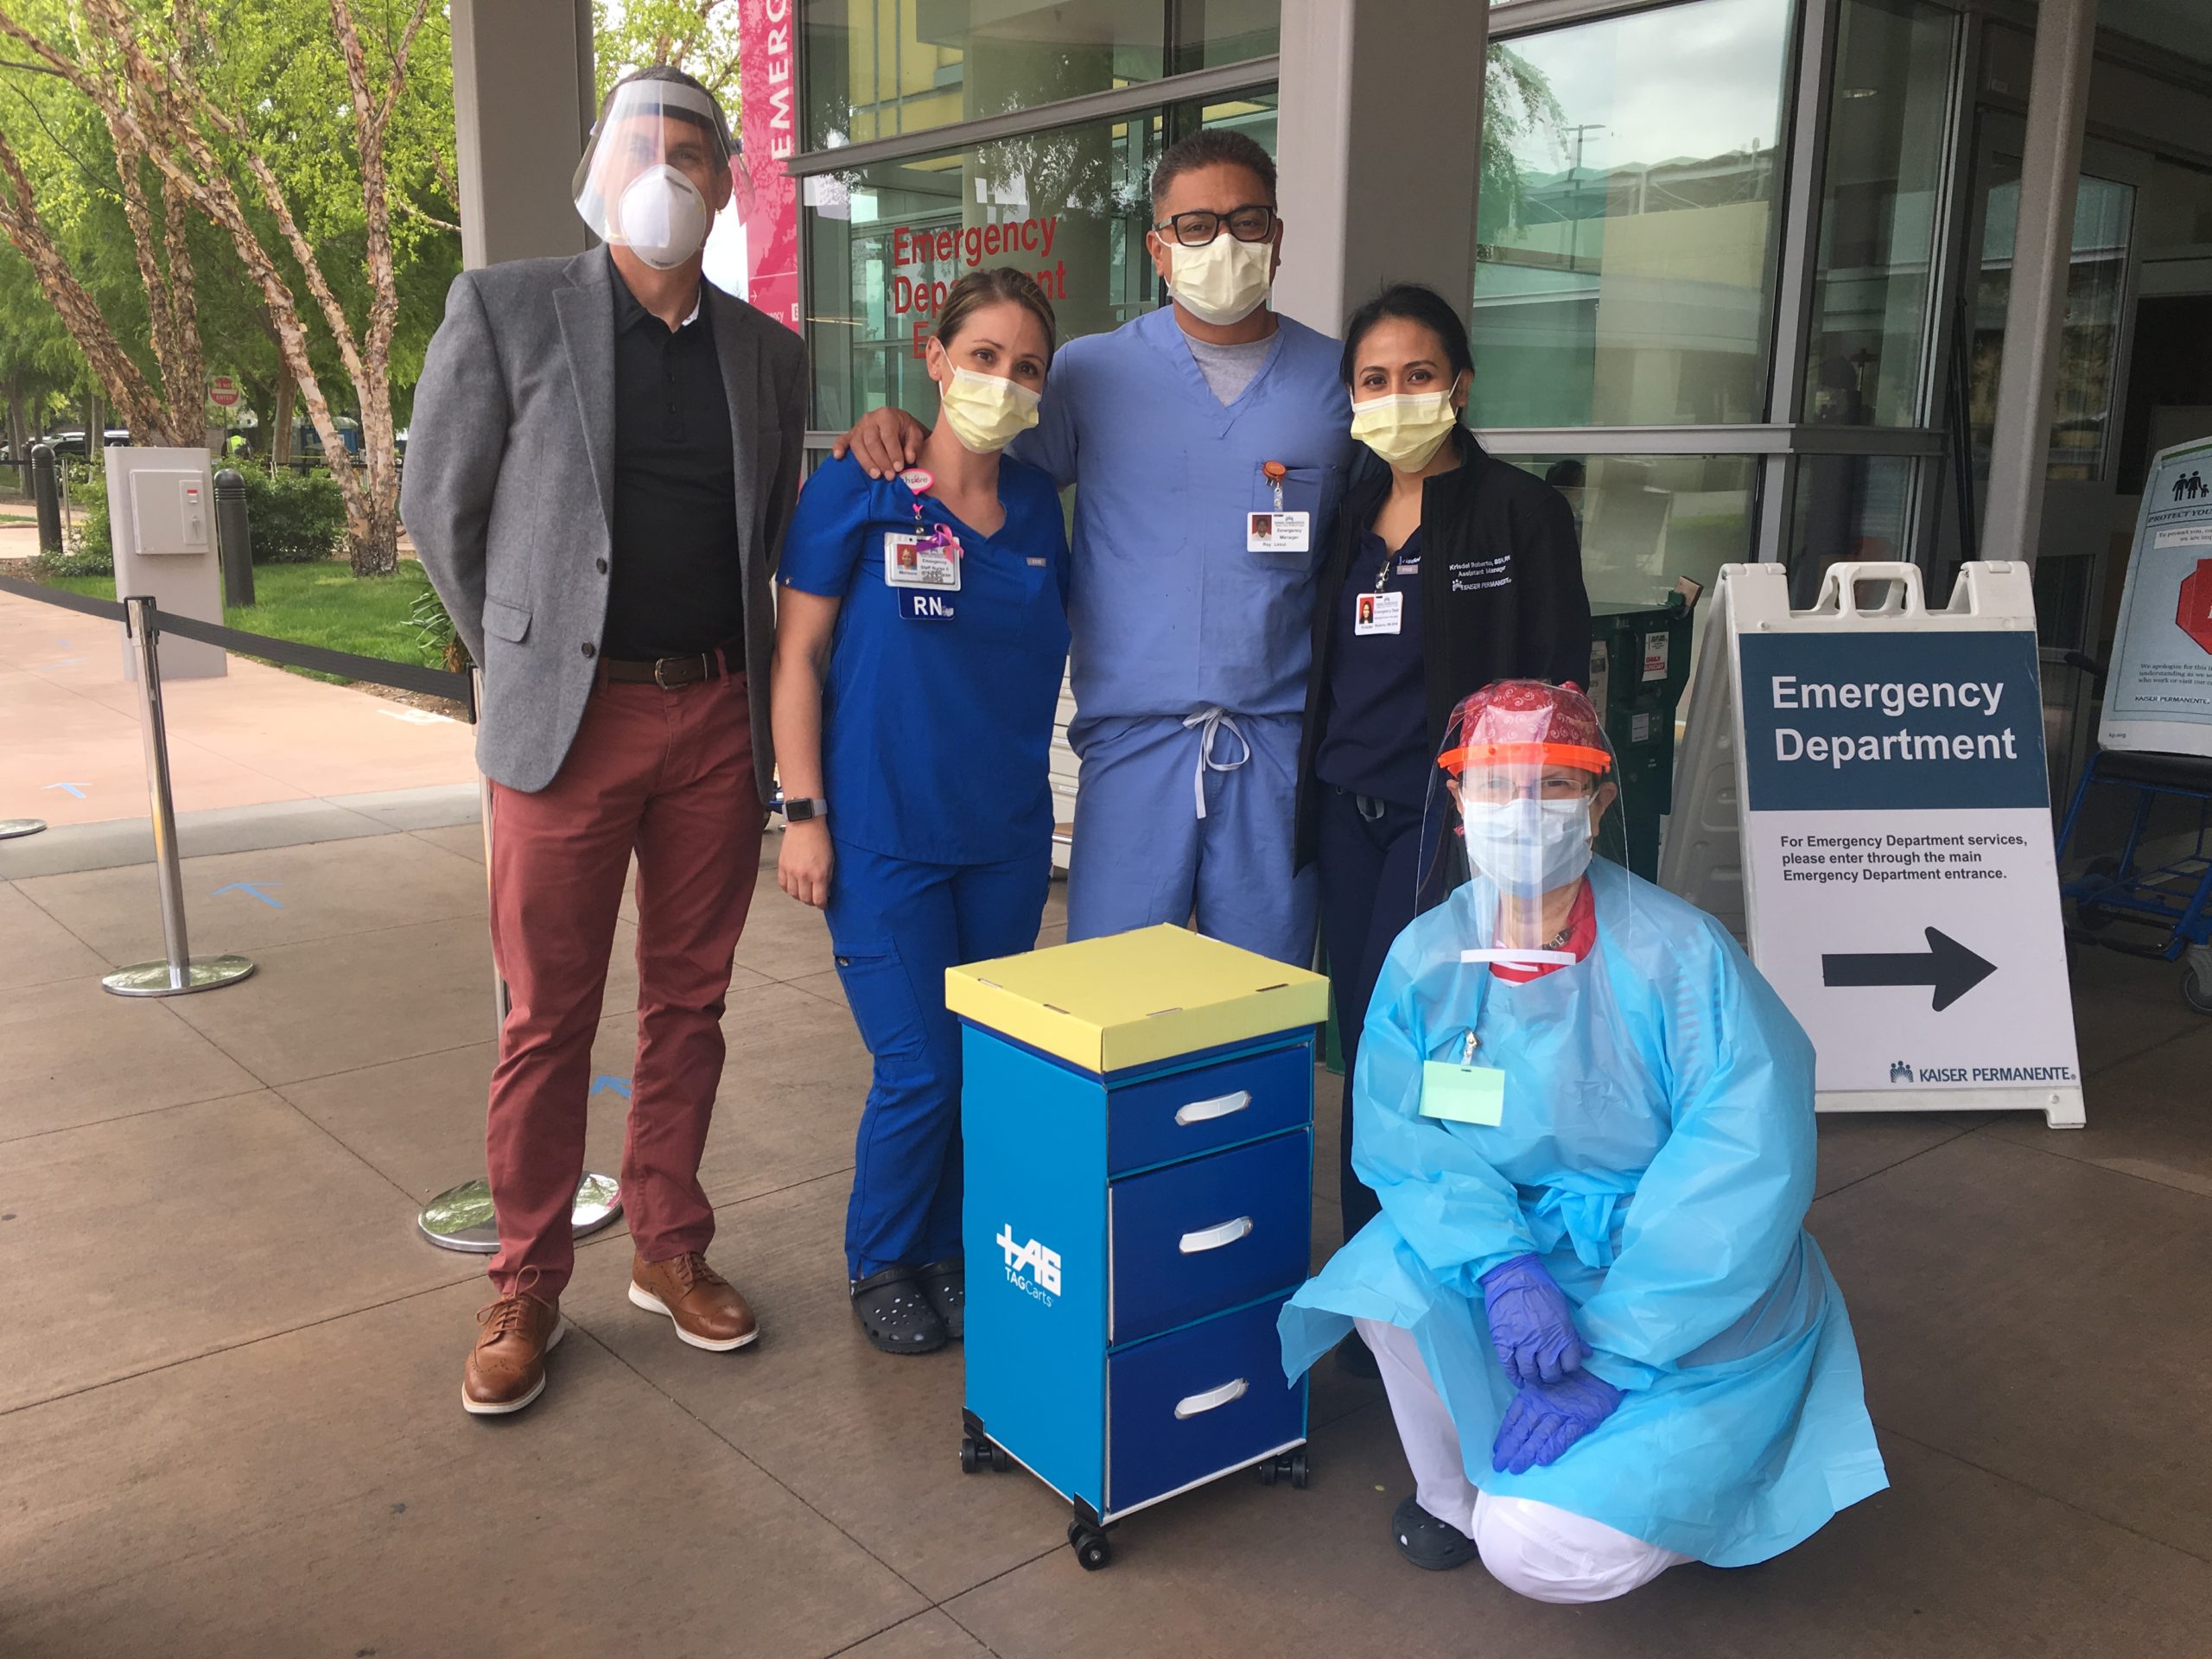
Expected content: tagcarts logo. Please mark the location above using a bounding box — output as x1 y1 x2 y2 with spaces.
996 1224 1061 1305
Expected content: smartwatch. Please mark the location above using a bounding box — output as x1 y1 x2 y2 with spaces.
783 797 830 823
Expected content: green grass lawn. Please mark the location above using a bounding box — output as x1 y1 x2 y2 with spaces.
42 560 438 676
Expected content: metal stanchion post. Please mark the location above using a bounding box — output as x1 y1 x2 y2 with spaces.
417 665 622 1252
102 597 256 997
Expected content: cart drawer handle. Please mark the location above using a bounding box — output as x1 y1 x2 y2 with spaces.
1173 1377 1249 1420
1179 1216 1254 1254
1174 1089 1251 1127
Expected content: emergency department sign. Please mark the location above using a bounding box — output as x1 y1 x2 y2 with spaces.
1662 561 2084 1127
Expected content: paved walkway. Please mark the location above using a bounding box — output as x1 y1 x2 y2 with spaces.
0 582 476 833
1 816 2208 1656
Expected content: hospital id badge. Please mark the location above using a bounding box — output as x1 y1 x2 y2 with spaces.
1420 1059 1505 1126
1247 511 1311 553
1354 592 1403 636
884 531 960 591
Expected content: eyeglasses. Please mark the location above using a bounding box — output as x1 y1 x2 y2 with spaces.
1153 205 1276 247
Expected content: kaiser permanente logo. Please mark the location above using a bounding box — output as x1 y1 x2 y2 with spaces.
997 1224 1061 1305
1888 1059 2076 1084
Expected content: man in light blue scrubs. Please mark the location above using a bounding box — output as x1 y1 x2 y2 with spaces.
838 130 1354 965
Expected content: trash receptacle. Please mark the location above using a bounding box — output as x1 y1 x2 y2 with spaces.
1588 594 1696 880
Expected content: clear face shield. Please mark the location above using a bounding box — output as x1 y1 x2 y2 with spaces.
1420 680 1624 967
573 79 733 270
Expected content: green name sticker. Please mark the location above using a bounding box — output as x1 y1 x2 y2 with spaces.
1420 1061 1506 1126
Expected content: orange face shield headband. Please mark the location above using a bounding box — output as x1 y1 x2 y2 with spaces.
1436 741 1614 777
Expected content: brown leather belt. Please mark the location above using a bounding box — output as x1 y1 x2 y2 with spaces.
600 649 729 689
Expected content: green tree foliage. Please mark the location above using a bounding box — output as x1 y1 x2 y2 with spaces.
594 0 741 109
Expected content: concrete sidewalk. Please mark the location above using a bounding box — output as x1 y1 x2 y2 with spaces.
0 582 478 833
2 818 2208 1656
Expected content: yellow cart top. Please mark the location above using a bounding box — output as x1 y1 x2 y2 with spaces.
944 924 1329 1075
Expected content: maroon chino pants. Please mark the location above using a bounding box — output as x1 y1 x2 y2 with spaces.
483 669 761 1300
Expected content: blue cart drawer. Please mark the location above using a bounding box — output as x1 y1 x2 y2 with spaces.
1110 1130 1311 1344
1107 1040 1312 1174
1107 1295 1305 1516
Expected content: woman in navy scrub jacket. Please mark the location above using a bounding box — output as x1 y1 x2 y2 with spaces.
1294 283 1591 1272
772 269 1071 1356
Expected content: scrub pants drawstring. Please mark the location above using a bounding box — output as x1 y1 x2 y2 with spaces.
1182 706 1250 820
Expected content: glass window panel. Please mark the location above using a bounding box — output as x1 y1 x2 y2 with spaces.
1968 166 2136 482
803 0 1281 151
2138 156 2212 257
804 94 1275 432
1471 0 1793 428
1785 454 1914 607
1802 0 1955 428
1493 453 1761 605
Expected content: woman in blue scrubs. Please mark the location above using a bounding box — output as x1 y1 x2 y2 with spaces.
771 269 1071 1355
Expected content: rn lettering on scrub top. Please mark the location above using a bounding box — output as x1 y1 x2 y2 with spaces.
1007 305 1355 966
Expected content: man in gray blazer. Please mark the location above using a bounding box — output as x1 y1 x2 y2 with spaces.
404 67 805 1417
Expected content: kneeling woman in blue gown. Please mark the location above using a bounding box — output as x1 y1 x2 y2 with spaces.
772 268 1071 1355
1279 679 1886 1602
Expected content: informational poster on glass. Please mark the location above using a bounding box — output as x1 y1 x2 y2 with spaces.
1660 561 2084 1128
2101 436 2212 759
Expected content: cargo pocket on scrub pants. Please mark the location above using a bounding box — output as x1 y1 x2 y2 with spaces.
830 939 941 1096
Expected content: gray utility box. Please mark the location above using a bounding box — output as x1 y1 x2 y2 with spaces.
107 446 225 680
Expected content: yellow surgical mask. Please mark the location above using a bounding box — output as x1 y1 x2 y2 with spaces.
1168 234 1274 326
937 366 1041 454
1350 376 1463 471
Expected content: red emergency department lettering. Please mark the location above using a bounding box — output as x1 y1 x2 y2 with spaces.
892 216 1059 269
887 214 1070 356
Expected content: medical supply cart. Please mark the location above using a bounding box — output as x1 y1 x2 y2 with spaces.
946 925 1331 1570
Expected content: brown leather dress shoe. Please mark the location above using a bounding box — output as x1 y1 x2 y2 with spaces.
462 1287 564 1417
628 1251 759 1351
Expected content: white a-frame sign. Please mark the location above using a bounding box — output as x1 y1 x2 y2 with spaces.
1661 561 2083 1128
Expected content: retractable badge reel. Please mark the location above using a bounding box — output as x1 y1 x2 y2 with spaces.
1354 537 1404 636
1248 460 1312 553
883 468 963 620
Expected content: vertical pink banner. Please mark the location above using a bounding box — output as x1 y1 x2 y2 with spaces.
738 0 801 333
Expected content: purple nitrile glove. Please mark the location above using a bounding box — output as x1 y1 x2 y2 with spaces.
1491 1370 1625 1475
1478 1252 1591 1388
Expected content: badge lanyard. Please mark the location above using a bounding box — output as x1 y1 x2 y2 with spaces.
901 468 962 563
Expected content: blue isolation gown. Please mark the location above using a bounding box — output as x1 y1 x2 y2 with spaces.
1280 860 1889 1567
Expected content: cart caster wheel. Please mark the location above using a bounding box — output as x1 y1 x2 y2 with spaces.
1067 1522 1111 1571
960 1434 981 1474
2073 856 2121 933
2183 960 2212 1016
1259 1450 1310 1488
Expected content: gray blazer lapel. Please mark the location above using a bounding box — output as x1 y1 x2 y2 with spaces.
708 285 765 556
554 251 617 536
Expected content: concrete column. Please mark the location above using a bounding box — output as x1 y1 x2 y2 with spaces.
1273 0 1490 338
1980 0 2098 564
451 0 596 270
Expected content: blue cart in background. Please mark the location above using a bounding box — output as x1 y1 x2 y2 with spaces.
946 925 1331 1570
2055 745 2212 1013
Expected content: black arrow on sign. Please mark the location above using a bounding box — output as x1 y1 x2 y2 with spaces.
1821 927 1998 1013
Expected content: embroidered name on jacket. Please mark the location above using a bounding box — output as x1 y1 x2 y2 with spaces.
1450 553 1514 594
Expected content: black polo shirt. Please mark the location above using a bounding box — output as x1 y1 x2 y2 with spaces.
602 260 742 660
